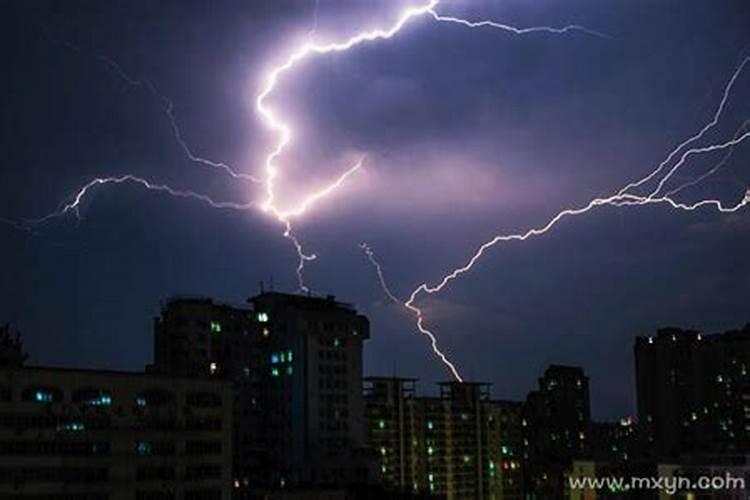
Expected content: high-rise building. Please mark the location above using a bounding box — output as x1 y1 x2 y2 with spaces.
151 292 372 495
634 324 750 457
364 378 524 499
0 327 233 499
523 365 591 497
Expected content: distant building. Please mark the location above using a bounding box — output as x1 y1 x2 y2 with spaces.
0 364 232 499
364 377 524 499
523 365 591 498
151 292 372 495
635 324 750 457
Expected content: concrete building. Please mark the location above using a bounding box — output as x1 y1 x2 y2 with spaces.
0 327 232 499
151 292 372 495
635 324 750 457
364 378 523 499
523 365 591 498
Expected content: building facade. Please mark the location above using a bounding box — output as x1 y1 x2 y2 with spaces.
151 292 372 495
0 363 232 499
635 325 750 457
364 378 523 499
523 365 591 498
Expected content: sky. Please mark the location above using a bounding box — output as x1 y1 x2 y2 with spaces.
1 0 749 419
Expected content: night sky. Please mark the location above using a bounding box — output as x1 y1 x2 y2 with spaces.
2 0 749 420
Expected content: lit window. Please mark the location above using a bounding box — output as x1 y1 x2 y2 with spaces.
271 367 280 377
136 441 152 456
286 366 293 376
378 419 386 429
380 447 387 455
427 421 434 430
210 321 222 334
262 328 270 337
271 353 280 364
35 391 53 403
135 396 147 407
243 367 250 378
333 338 341 348
428 446 434 455
287 350 293 362
280 353 286 363
257 312 269 323
210 362 218 375
58 421 85 431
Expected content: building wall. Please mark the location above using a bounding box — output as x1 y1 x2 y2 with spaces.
0 366 232 500
635 325 750 457
152 293 373 495
365 379 523 500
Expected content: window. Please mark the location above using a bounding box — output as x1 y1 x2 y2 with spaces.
73 388 112 407
23 386 62 404
257 312 269 323
209 321 222 334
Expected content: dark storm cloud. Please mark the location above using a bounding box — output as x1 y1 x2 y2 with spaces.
1 0 749 418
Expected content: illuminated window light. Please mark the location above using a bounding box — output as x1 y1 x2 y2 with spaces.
427 421 434 430
380 447 387 455
280 353 286 363
59 421 85 432
428 446 434 455
243 367 250 377
287 350 293 362
210 321 222 334
262 328 270 337
34 391 53 403
378 420 386 429
257 312 269 323
333 338 341 348
135 396 147 407
271 353 280 364
136 441 152 456
271 367 280 377
286 365 293 376
210 362 218 375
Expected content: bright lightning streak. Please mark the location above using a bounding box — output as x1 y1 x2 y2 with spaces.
427 11 611 39
25 175 254 227
388 57 750 380
95 55 262 183
619 56 750 197
666 119 750 197
255 0 606 306
360 243 464 381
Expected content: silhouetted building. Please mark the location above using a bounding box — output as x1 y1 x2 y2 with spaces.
364 378 523 499
0 364 232 499
0 324 27 369
151 292 372 496
523 365 591 498
635 324 750 458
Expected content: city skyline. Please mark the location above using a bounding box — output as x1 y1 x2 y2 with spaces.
2 0 749 421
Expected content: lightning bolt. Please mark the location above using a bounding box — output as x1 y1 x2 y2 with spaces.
254 0 606 292
360 242 464 381
20 3 607 294
13 0 611 342
363 56 749 380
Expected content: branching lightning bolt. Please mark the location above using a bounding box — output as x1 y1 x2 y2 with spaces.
362 56 750 380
